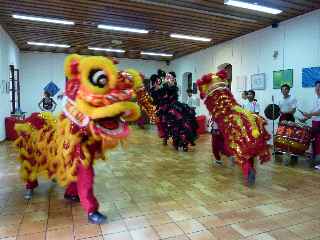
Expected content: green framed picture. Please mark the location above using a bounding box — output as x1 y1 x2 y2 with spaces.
273 69 293 89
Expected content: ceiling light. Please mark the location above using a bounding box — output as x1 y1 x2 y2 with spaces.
12 14 74 25
224 0 282 15
170 34 211 42
88 47 125 53
140 52 173 57
27 42 70 48
98 25 148 34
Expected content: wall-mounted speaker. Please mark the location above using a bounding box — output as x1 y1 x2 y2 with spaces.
272 21 279 28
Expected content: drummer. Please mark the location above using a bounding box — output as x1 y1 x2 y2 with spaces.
279 84 297 122
276 84 298 165
300 80 320 169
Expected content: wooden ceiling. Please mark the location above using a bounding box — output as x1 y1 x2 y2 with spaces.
0 0 320 60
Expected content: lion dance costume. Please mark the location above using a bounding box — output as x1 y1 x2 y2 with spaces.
14 54 146 224
150 70 198 151
197 70 270 185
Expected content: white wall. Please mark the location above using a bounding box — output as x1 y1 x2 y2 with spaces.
20 52 168 114
170 9 320 134
0 26 20 141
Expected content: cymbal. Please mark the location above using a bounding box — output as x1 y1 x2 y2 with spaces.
264 104 280 120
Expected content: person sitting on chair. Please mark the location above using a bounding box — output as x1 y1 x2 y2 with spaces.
243 90 260 114
241 91 248 108
38 91 57 112
186 88 197 109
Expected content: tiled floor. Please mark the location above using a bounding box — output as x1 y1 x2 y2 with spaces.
1 127 320 240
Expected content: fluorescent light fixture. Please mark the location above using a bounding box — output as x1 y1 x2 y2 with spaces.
12 14 74 25
27 42 70 48
170 33 211 42
98 24 149 34
140 51 173 57
88 47 125 53
224 0 282 15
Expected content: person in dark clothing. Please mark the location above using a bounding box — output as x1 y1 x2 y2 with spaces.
38 91 57 112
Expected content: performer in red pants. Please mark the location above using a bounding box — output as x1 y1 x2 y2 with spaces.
300 81 320 169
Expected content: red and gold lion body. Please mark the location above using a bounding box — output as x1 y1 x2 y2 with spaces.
197 70 271 185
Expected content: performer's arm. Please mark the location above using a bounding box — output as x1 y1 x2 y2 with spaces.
51 99 57 112
38 99 44 111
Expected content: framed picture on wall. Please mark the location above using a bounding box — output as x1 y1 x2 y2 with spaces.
251 73 266 90
1 80 5 94
273 69 293 89
302 67 320 87
236 75 247 91
6 81 10 94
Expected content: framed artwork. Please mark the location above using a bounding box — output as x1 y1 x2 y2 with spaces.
302 67 320 87
44 81 60 97
6 81 10 94
236 75 247 91
273 69 293 89
251 73 266 90
1 80 5 94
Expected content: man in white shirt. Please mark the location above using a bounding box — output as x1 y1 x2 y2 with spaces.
186 88 198 109
241 91 248 108
300 80 320 169
278 84 297 122
276 84 298 166
243 90 260 114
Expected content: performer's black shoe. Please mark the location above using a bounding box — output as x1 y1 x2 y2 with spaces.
183 146 188 152
24 189 33 200
64 194 80 202
88 211 107 224
191 142 196 146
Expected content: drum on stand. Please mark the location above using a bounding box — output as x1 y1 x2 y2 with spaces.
274 121 312 155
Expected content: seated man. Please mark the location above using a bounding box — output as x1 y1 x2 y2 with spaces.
243 90 260 114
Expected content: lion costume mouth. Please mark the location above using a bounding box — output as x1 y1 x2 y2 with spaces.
75 98 140 138
93 114 130 138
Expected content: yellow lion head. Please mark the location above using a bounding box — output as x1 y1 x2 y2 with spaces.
63 54 142 139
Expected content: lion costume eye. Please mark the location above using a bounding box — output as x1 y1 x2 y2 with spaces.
89 69 108 88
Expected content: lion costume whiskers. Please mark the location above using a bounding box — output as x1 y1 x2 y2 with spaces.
14 54 145 224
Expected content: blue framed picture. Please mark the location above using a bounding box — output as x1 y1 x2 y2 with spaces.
44 81 60 97
302 67 320 88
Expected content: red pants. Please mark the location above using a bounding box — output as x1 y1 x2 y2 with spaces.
156 121 166 138
312 121 320 159
211 130 229 160
241 158 255 177
279 113 295 122
27 163 98 214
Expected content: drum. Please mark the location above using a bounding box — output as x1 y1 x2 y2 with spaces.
275 121 312 155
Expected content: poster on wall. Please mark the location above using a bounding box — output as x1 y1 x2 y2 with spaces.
44 81 60 97
236 75 247 91
251 73 266 90
6 81 10 94
273 69 293 89
302 67 320 87
1 80 5 94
